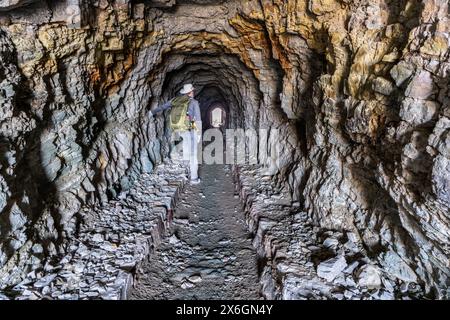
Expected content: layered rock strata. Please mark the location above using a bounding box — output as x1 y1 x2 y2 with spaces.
0 0 448 298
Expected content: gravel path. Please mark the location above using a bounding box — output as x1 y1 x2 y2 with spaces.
129 164 261 300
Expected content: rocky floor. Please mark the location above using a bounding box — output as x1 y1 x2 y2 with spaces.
0 161 189 300
234 165 427 300
129 164 261 300
0 160 428 300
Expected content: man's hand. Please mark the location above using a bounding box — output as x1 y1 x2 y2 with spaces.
148 110 154 118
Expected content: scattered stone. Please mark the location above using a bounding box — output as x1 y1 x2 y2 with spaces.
376 290 395 300
0 293 9 300
344 290 353 299
317 256 348 282
33 274 57 289
2 161 189 300
32 244 44 254
400 282 409 293
181 281 195 289
357 264 382 289
344 261 359 275
323 238 339 250
188 275 202 283
382 277 395 293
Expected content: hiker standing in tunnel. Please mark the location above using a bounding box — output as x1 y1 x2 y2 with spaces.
148 84 202 184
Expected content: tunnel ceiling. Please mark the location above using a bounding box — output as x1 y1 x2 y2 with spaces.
0 0 449 299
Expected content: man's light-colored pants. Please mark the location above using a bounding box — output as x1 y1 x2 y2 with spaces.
170 130 199 180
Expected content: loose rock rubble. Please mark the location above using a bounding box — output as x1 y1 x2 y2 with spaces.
0 161 188 300
234 165 427 300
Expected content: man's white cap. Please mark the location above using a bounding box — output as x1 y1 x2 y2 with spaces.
180 83 195 94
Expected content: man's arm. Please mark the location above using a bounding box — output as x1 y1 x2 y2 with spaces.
148 100 172 117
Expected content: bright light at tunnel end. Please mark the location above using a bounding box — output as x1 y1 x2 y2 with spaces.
170 128 282 171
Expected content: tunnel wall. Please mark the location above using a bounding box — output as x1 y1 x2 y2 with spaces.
265 0 450 297
0 0 449 297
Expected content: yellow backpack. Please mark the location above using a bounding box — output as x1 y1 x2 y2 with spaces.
169 95 191 131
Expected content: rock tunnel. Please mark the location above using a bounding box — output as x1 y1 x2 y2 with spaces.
0 0 449 300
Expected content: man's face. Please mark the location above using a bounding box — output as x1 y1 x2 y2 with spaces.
188 90 195 97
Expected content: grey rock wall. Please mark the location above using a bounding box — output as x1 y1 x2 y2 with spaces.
0 0 448 298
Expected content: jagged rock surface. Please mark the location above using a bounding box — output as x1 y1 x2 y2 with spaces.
2 161 188 299
0 0 449 299
234 165 425 300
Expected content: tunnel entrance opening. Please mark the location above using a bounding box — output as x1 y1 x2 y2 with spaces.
208 104 226 129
